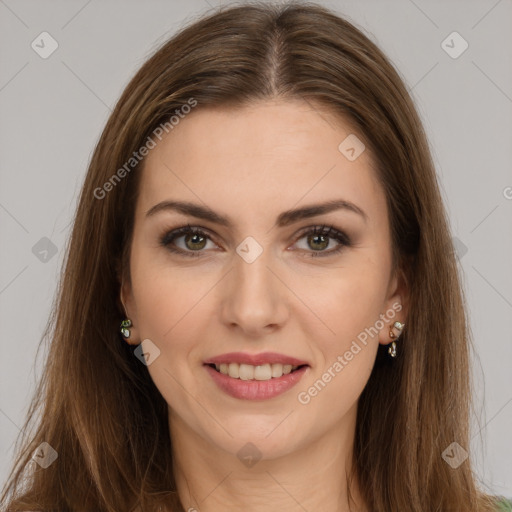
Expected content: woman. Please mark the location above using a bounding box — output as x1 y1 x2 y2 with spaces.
1 2 510 511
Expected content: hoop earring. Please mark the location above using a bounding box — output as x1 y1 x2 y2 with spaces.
120 319 132 339
388 321 405 358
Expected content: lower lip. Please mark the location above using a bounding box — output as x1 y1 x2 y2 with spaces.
204 364 309 400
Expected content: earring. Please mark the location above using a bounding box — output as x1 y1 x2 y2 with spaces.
388 321 405 358
120 318 132 339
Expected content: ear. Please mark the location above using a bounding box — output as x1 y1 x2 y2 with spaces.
119 275 140 345
378 265 409 346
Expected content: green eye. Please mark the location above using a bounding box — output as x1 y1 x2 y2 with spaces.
294 225 351 258
160 224 351 258
160 224 212 257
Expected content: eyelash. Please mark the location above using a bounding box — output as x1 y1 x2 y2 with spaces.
159 224 351 259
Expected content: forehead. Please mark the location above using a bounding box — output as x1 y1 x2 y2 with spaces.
136 99 386 229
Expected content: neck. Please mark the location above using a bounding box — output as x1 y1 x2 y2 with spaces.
168 403 368 512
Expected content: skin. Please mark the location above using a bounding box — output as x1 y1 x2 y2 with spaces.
121 99 408 512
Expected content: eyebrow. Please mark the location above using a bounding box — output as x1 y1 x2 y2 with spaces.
145 198 368 227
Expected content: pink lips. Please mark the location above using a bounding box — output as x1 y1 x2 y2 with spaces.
203 351 310 401
204 365 308 400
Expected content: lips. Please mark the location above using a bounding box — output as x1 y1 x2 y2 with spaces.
204 364 309 400
203 351 310 400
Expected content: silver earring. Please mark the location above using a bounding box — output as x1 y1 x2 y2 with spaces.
388 321 405 358
120 319 132 339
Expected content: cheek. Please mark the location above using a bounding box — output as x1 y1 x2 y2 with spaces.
134 279 209 353
130 240 208 340
302 264 386 345
302 344 376 422
296 272 382 413
130 259 213 415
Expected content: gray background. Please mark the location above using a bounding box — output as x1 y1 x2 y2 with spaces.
1 0 511 498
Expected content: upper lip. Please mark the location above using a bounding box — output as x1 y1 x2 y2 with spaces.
204 351 309 367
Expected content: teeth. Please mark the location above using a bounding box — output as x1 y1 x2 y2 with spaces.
212 362 300 380
254 364 272 380
239 364 254 381
228 362 239 378
271 364 283 378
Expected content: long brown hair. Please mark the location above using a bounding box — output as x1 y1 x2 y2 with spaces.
1 2 503 511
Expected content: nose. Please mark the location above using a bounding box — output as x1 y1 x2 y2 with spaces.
219 246 289 338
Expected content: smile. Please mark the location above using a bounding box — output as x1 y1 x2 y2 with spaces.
208 362 304 380
204 363 309 400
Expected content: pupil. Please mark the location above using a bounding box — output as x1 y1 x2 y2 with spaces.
310 234 327 251
187 234 206 250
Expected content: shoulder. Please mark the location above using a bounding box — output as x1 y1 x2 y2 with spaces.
496 497 512 511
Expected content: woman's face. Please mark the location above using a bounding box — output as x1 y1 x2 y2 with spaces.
121 99 406 460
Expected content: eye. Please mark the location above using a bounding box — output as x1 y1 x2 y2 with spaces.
160 224 216 258
292 224 352 258
159 224 352 258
